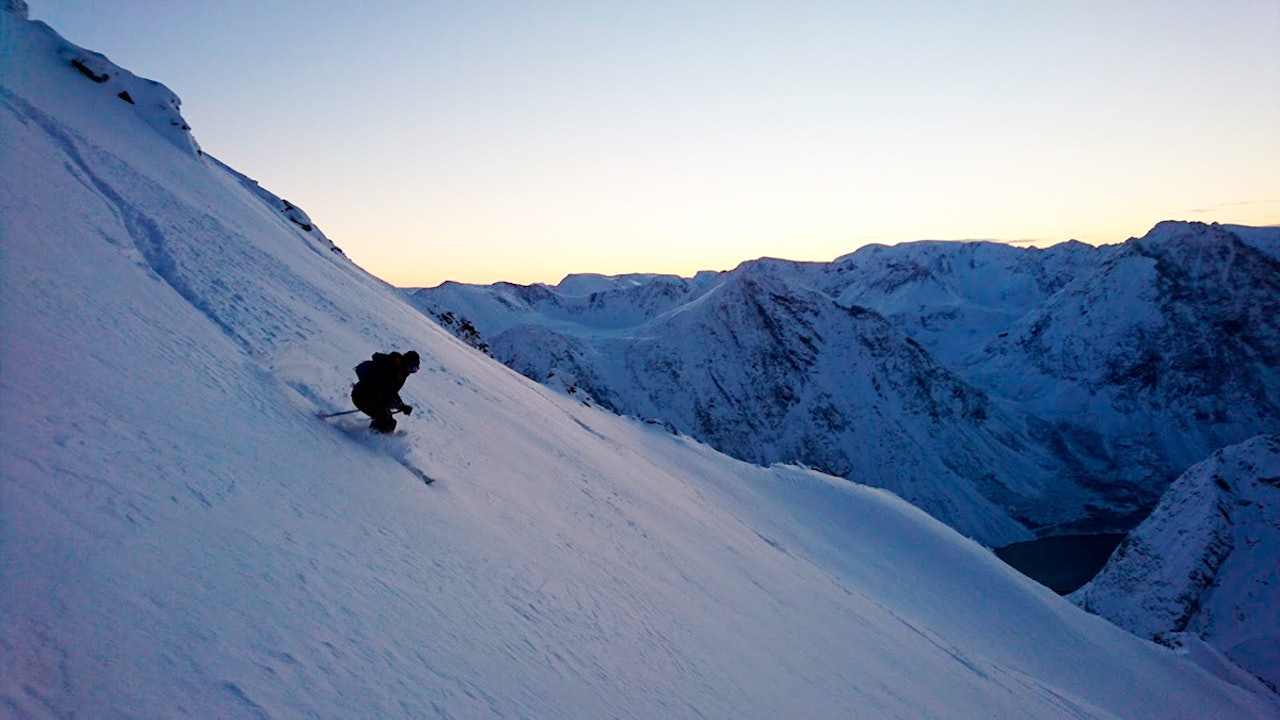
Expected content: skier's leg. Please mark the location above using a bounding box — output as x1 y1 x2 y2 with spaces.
351 384 372 415
369 408 397 434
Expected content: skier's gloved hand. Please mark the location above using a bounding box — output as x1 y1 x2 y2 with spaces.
400 403 413 416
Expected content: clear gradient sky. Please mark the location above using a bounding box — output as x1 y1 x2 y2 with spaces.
28 1 1280 287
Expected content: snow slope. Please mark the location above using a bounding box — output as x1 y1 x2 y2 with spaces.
3 8 1277 718
1071 434 1280 692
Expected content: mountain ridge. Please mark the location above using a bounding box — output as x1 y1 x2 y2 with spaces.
411 222 1280 545
1071 434 1280 691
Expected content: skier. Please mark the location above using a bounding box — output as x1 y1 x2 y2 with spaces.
351 350 420 433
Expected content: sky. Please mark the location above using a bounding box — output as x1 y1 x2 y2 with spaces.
27 0 1280 287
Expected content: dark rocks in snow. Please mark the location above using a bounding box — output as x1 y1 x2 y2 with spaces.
70 57 110 83
55 43 201 157
430 311 492 356
200 155 346 257
281 199 314 232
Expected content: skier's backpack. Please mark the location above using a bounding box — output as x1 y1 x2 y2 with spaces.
354 359 375 382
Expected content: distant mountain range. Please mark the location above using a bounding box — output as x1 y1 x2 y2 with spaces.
409 221 1280 546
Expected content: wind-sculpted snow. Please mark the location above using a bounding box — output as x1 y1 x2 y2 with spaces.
4 9 1279 718
1071 435 1280 691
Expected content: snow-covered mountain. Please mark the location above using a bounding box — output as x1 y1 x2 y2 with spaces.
1070 434 1280 692
819 238 1113 366
410 224 1280 546
971 223 1279 449
4 7 1278 717
487 261 1128 547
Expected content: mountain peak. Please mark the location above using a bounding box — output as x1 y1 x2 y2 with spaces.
5 10 200 156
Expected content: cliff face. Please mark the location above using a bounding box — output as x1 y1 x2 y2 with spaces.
968 222 1280 475
1070 435 1280 690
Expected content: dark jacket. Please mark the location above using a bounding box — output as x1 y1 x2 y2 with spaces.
352 352 409 412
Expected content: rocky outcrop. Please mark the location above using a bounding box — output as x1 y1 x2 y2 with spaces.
1070 435 1280 691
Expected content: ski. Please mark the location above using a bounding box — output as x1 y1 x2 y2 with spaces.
401 464 436 485
320 410 437 485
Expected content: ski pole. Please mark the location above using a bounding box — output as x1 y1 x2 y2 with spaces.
320 408 363 418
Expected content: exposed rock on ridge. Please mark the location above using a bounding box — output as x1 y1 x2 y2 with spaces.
1070 434 1280 691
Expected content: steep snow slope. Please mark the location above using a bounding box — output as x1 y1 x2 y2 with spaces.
3 9 1278 718
1071 434 1280 691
